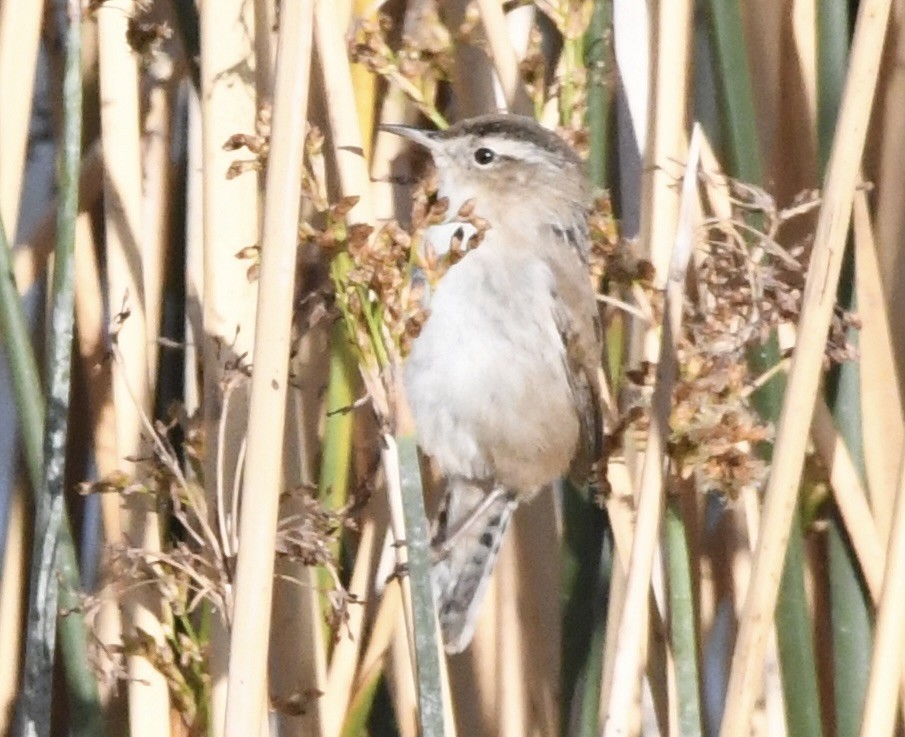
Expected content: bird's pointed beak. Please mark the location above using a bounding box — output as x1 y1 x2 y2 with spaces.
379 123 441 152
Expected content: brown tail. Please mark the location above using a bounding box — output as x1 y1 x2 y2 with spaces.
430 480 517 654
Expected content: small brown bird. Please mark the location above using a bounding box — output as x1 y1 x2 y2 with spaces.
385 114 602 653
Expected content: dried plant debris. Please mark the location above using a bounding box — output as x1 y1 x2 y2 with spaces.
349 13 451 128
80 390 365 727
697 179 856 364
224 103 273 180
614 179 855 499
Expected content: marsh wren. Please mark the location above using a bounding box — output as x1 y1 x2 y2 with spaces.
385 114 602 653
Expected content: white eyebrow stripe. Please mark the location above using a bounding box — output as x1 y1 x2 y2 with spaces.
476 137 550 163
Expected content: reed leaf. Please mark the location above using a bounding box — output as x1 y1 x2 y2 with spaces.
818 4 872 736
395 433 445 737
585 0 613 190
0 214 42 489
561 481 612 737
705 3 822 735
666 499 702 737
18 3 104 735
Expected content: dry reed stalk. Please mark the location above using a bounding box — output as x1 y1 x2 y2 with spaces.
184 87 204 416
598 460 636 726
389 619 420 737
602 127 702 737
857 452 905 737
97 2 172 733
314 0 375 220
737 485 790 737
512 493 560 736
271 561 327 737
0 482 28 735
255 0 277 98
379 436 420 712
355 577 405 690
853 187 902 543
350 0 378 160
276 345 329 737
274 347 329 737
475 0 531 114
813 392 905 712
810 399 883 600
140 71 176 394
306 8 384 731
323 518 378 737
698 134 733 222
497 539 527 737
612 0 651 158
13 143 104 296
73 211 125 713
867 12 905 429
791 0 818 132
848 189 905 711
198 0 261 728
0 0 43 242
222 3 315 734
718 1 893 733
640 0 692 288
371 84 414 218
598 531 629 730
73 212 121 541
603 460 635 571
441 0 495 117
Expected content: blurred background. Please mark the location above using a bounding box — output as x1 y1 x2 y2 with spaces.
1 1 903 736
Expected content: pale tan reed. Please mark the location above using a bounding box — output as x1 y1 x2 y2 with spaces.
0 0 43 242
475 0 532 114
853 186 903 544
719 1 894 733
73 212 125 717
198 0 263 729
223 3 315 735
602 126 702 737
97 1 172 733
0 484 27 735
858 454 905 737
73 212 122 543
640 0 693 289
811 399 883 599
13 143 104 297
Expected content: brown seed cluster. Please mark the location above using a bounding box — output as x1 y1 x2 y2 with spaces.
314 174 491 364
670 351 773 499
349 14 452 128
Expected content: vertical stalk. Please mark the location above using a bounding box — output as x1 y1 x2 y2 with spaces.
392 434 446 737
0 213 43 487
706 2 822 735
223 3 314 733
18 2 104 735
585 0 613 190
665 499 703 737
560 481 611 737
0 0 44 242
199 0 261 729
718 0 893 732
97 0 172 731
818 4 871 736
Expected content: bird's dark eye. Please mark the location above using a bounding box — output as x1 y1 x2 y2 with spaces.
473 147 495 165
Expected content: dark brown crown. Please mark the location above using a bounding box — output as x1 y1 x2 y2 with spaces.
437 113 583 168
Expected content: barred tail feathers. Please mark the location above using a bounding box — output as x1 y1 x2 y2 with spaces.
431 480 517 654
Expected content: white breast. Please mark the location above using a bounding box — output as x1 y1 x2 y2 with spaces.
404 239 580 494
